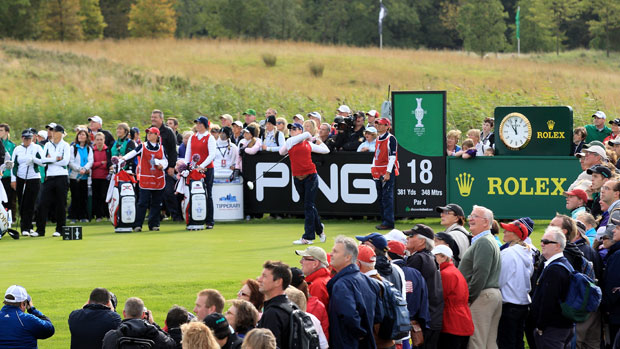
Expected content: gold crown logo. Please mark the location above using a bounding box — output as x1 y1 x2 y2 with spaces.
455 173 475 197
547 120 555 130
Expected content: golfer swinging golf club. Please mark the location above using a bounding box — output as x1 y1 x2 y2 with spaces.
279 122 329 245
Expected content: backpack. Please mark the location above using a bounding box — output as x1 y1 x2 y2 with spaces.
555 261 602 323
374 279 411 340
116 337 154 349
274 302 320 349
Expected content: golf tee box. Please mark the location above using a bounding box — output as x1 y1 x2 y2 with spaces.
62 226 83 240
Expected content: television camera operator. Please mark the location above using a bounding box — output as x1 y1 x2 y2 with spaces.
332 111 366 151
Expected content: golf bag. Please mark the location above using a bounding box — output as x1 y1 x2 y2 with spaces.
0 162 18 239
107 169 137 233
176 169 207 230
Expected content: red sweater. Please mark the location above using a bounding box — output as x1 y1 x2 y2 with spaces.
91 145 109 179
439 261 474 336
307 296 329 341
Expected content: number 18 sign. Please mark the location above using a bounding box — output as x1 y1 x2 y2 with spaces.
392 91 447 217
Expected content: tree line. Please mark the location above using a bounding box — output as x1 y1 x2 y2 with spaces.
1 0 619 56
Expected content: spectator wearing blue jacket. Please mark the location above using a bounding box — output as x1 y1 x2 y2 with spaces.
68 287 122 349
0 285 55 348
327 235 380 349
605 218 620 343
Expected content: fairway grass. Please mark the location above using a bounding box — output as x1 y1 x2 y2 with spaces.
1 217 548 347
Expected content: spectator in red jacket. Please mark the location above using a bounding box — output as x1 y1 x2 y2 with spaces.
432 245 474 349
91 133 111 222
290 267 329 342
295 246 331 309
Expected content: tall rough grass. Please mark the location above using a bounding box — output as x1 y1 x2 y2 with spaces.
1 39 620 133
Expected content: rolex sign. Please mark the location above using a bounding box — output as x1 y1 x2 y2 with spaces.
447 156 582 219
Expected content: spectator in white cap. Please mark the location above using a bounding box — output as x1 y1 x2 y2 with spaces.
384 229 408 246
336 105 351 117
293 114 304 124
307 112 322 129
585 111 611 143
365 110 380 128
431 245 474 348
232 120 243 145
36 130 47 144
87 115 115 149
568 145 607 191
219 114 233 128
0 285 55 346
357 126 377 152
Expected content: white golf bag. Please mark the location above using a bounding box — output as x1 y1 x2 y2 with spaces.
106 168 137 233
176 169 207 230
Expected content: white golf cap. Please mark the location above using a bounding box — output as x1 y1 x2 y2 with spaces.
337 105 351 114
307 111 322 121
431 245 453 259
592 111 606 119
383 229 407 245
88 115 103 125
5 285 29 303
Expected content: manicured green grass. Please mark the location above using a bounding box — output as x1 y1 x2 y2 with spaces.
0 216 549 347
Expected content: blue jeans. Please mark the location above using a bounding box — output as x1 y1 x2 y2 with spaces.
293 173 323 241
205 167 214 225
375 174 395 228
136 188 163 229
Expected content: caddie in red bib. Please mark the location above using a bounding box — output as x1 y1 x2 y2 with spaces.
372 117 399 230
185 115 217 229
121 127 168 232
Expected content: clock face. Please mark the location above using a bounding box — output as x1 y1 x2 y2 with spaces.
499 112 532 150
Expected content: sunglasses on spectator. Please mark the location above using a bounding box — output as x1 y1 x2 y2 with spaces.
277 122 285 125
301 257 316 262
540 239 558 245
237 290 249 297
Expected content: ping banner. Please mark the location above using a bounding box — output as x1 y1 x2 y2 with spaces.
446 156 582 219
243 152 380 215
392 91 447 217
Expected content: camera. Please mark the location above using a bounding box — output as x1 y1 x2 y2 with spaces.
336 116 355 131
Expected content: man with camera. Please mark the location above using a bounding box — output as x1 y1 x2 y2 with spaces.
0 285 55 348
69 287 122 349
102 297 175 348
333 111 366 151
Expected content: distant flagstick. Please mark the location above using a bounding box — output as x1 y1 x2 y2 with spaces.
516 6 520 56
378 0 387 49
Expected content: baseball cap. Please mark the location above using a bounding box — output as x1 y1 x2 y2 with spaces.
287 123 304 131
21 129 34 138
432 245 453 259
610 118 620 126
203 313 231 340
609 138 620 146
357 245 376 264
295 246 328 265
611 211 620 226
242 126 256 136
307 112 322 121
5 285 29 303
243 109 257 116
232 120 243 128
365 127 378 134
587 164 612 178
375 118 391 126
387 240 406 257
500 220 528 241
45 122 57 130
355 232 388 251
290 267 305 288
221 126 232 139
88 115 103 125
145 127 160 135
37 130 47 139
592 111 607 119
337 105 351 114
220 114 233 123
293 114 304 122
384 229 408 245
194 116 209 127
366 110 380 118
435 232 460 258
53 124 65 133
403 224 434 240
563 189 589 203
583 140 605 149
266 115 277 125
435 203 465 217
577 145 607 160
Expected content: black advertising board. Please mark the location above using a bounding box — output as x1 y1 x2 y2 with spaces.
392 91 447 217
243 152 380 215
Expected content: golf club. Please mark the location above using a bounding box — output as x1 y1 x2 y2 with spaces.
246 154 290 190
